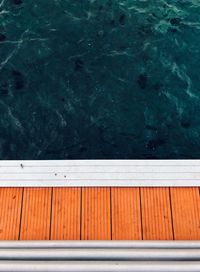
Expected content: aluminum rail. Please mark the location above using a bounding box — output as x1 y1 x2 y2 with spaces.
0 241 199 249
0 159 200 187
0 261 199 272
0 241 199 271
0 248 199 261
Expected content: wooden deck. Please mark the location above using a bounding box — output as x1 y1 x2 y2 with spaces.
0 187 199 241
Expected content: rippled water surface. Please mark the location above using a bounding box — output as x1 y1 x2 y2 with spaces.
0 0 200 159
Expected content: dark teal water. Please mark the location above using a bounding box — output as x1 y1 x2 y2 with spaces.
0 0 200 159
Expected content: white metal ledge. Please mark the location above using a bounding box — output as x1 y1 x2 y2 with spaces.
0 160 199 187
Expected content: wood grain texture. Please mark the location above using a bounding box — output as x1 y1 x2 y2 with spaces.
111 188 142 240
19 188 52 240
170 187 200 240
141 188 173 240
0 187 199 241
51 188 81 240
81 188 111 240
0 188 23 240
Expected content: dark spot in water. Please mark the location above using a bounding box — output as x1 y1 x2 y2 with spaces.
145 125 158 131
0 33 6 42
147 16 154 23
61 97 65 102
152 13 158 18
12 70 25 90
119 44 127 50
98 5 104 11
142 53 150 62
153 82 163 91
146 138 166 150
106 0 112 7
0 83 8 96
110 19 115 27
137 25 152 36
181 121 191 128
137 73 148 89
143 154 159 159
74 58 84 71
12 70 22 77
79 146 87 153
170 18 181 26
15 80 24 90
119 14 126 25
169 28 178 33
12 0 23 5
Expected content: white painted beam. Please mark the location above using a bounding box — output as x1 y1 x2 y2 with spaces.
0 160 199 187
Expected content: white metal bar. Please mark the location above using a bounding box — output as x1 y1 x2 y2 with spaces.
0 261 199 272
0 248 198 261
0 160 199 186
0 241 199 249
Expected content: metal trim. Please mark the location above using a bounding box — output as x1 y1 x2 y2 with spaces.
0 240 199 249
0 241 199 271
0 160 199 186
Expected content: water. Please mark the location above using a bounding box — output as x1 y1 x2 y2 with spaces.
0 0 200 159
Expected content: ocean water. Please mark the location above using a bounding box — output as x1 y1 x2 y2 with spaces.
0 0 200 159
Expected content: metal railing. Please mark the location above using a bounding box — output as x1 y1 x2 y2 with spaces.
0 241 199 271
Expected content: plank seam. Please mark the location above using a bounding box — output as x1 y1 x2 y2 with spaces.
49 188 53 240
169 188 175 240
18 188 24 240
80 188 82 240
139 188 143 240
110 188 112 241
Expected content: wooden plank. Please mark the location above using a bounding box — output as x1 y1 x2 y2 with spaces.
111 188 142 240
0 188 23 240
81 188 111 240
170 187 200 240
141 188 173 240
51 188 81 240
19 188 52 240
0 187 198 242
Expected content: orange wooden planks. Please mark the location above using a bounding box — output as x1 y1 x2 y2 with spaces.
0 186 199 241
51 188 81 240
141 188 173 240
0 188 23 240
111 188 142 240
19 188 52 240
170 187 200 240
81 188 111 240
